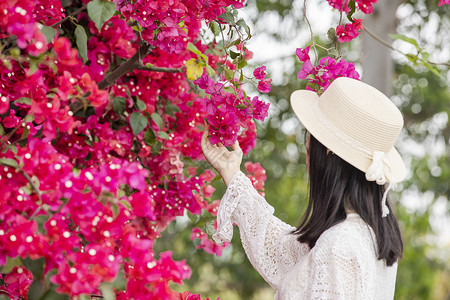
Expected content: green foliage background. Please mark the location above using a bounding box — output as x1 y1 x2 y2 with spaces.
156 1 450 299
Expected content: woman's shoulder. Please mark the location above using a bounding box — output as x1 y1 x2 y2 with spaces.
314 214 376 258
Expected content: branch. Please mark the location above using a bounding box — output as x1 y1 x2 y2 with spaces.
97 43 154 90
136 65 185 73
18 169 42 204
364 26 450 67
52 4 88 27
303 0 318 65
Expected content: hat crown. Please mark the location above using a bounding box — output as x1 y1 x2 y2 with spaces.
318 77 403 152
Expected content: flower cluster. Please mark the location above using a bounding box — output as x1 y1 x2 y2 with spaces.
296 46 360 93
326 0 378 14
244 162 267 195
253 66 272 93
336 19 363 43
326 0 377 43
194 70 270 147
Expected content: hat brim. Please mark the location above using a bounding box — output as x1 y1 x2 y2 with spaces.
290 90 406 183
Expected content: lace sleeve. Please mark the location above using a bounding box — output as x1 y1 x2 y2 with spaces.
213 171 309 290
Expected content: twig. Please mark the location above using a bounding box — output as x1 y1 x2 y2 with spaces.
136 65 185 73
18 169 42 204
97 43 154 90
303 0 318 65
364 26 450 67
52 4 88 27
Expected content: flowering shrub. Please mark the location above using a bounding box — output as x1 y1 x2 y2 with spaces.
0 0 271 298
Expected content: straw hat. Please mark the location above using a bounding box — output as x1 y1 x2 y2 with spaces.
290 77 406 188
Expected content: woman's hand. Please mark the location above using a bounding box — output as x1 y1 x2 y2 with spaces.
201 124 243 186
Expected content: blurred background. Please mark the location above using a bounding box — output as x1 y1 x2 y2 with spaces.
156 0 450 299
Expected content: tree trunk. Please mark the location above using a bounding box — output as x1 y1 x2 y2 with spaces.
361 0 404 96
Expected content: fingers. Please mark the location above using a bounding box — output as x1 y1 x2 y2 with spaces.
231 140 241 152
201 124 210 151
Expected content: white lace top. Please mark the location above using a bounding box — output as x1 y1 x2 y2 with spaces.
213 171 398 300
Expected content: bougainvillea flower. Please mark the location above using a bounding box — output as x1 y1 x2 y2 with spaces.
253 66 267 80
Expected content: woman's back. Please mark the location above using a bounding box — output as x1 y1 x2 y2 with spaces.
279 213 397 299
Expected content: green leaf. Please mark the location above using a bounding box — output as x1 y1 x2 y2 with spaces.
151 141 162 155
87 0 117 31
74 25 88 63
21 257 45 280
21 127 30 140
29 60 39 75
224 68 234 81
389 34 419 47
1 256 22 273
135 98 146 111
205 64 215 77
129 112 148 135
421 51 429 62
405 54 418 65
236 18 250 35
151 113 163 129
187 42 202 56
229 50 239 59
15 97 32 105
113 96 126 115
24 114 34 122
209 21 220 36
41 26 57 43
217 12 235 25
158 131 170 139
347 0 356 22
27 280 45 300
164 101 181 117
226 38 241 49
327 28 338 44
0 157 18 168
307 82 320 92
419 61 441 78
237 58 247 69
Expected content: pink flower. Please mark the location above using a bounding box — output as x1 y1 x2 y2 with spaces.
245 161 267 194
298 60 314 79
2 266 33 299
253 66 267 80
250 96 270 121
336 20 363 43
257 78 272 93
296 46 311 62
326 0 350 13
356 0 378 14
191 227 229 256
438 0 450 5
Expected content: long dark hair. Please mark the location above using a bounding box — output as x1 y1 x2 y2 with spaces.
292 134 403 266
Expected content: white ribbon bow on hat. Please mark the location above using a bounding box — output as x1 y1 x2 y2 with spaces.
364 151 394 217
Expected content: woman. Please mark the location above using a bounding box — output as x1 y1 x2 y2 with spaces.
200 77 405 299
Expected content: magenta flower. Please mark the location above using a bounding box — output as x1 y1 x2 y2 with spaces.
251 96 270 121
336 20 363 43
253 66 267 80
298 60 314 79
438 0 450 5
296 46 311 62
257 78 272 93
